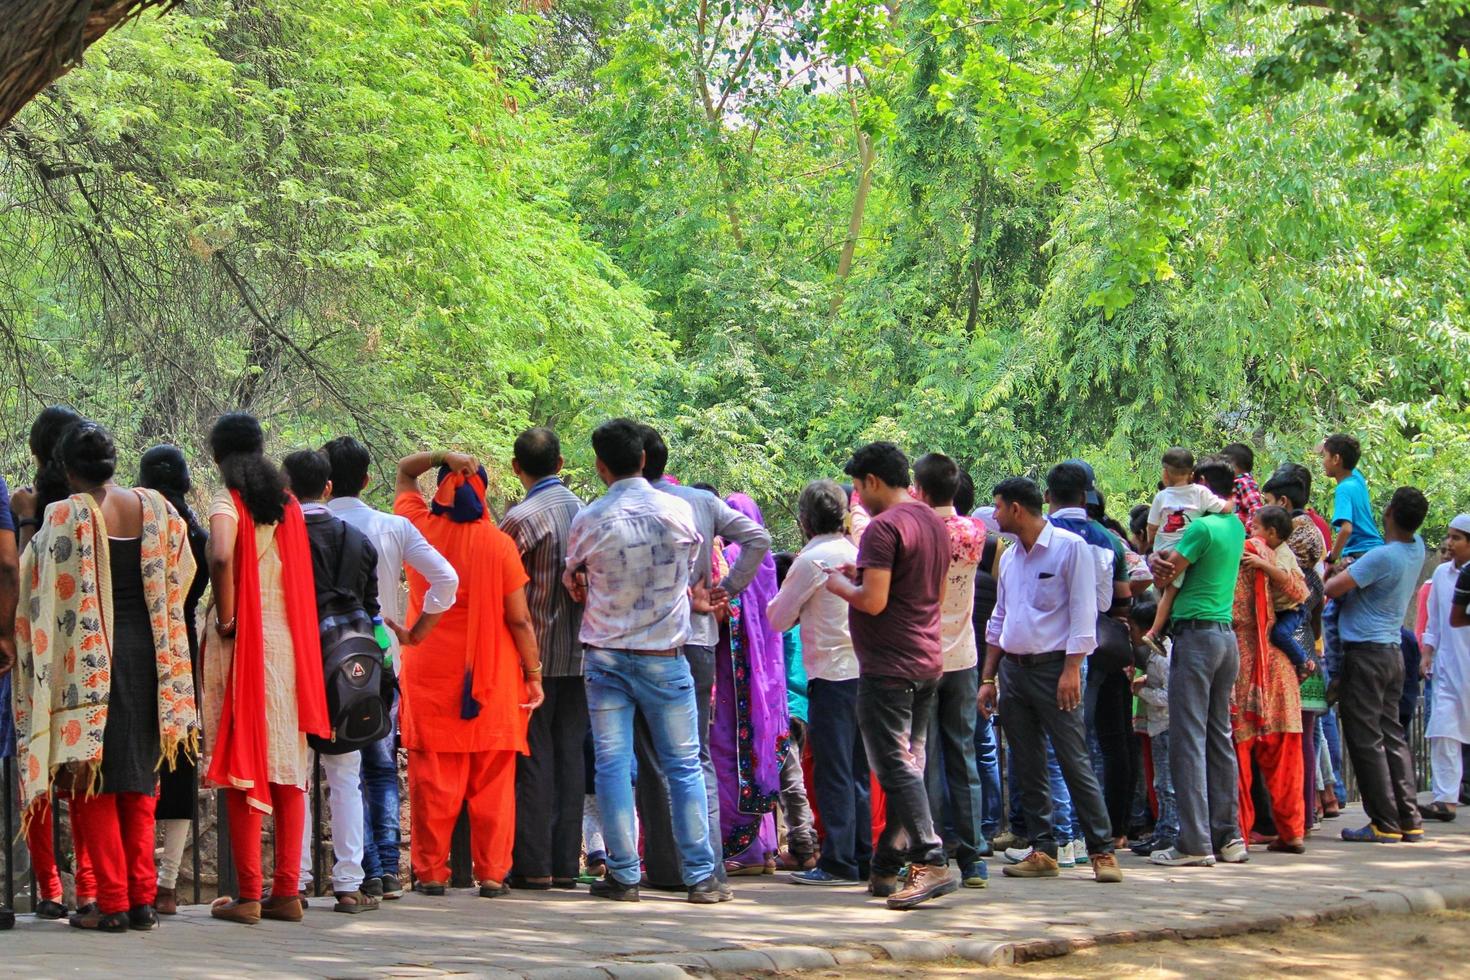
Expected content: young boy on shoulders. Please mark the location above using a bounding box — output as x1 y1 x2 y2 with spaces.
1144 448 1229 641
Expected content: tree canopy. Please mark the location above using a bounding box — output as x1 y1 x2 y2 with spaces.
1 0 1466 536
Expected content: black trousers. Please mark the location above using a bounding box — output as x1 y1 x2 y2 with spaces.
512 677 588 879
999 654 1114 857
1090 668 1137 839
858 674 946 876
1339 641 1422 835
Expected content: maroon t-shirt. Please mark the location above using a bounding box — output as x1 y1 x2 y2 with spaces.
850 500 949 681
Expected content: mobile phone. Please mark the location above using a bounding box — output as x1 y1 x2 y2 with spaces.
813 560 833 573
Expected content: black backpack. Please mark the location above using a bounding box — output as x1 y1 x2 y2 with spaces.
307 525 391 755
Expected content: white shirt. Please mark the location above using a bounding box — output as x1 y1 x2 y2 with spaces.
1148 483 1229 535
766 533 859 682
1424 559 1470 743
985 521 1098 656
327 495 459 657
565 477 700 651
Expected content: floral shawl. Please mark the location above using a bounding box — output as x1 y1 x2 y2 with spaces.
14 489 199 822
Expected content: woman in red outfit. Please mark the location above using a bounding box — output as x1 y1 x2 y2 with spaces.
15 422 198 932
202 414 328 925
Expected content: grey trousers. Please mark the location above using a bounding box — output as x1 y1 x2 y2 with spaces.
635 644 725 886
998 654 1113 857
1340 640 1423 834
1168 623 1240 856
924 666 986 866
779 721 817 855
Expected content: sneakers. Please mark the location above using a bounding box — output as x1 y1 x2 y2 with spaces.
1341 823 1401 843
868 873 899 898
991 830 1026 851
361 877 384 899
886 864 958 911
961 861 989 889
688 876 724 904
380 873 405 899
1090 853 1123 883
1130 835 1169 857
1149 847 1216 867
590 877 640 902
1003 846 1033 864
1217 838 1250 864
1056 841 1076 868
790 868 862 886
1002 851 1060 878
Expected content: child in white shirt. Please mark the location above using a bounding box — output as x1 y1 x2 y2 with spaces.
1146 447 1229 639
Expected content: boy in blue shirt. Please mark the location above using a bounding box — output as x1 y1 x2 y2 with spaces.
1324 486 1428 844
1319 433 1385 568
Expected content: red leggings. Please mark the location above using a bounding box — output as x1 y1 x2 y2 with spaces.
28 796 97 903
226 784 305 902
70 792 156 914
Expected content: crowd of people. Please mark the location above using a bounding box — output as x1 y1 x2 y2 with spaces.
0 407 1465 933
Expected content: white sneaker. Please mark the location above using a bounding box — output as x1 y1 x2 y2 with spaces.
1056 842 1076 868
1003 846 1033 865
1149 847 1216 867
1071 840 1089 864
1218 838 1250 864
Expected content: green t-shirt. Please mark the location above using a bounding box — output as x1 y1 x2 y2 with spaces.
1170 512 1246 622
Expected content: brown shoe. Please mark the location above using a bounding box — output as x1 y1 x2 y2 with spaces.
1002 850 1060 878
260 894 304 922
1090 852 1123 883
886 864 958 910
155 887 178 916
210 897 262 925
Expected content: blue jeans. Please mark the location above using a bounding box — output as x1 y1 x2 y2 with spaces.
358 697 400 880
585 648 714 887
1317 653 1349 803
924 668 985 866
806 679 871 880
973 711 1003 840
1270 606 1310 670
1151 729 1178 841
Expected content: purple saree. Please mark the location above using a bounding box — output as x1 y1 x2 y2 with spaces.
712 494 790 866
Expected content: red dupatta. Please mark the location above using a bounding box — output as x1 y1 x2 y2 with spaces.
206 491 328 813
1238 536 1277 737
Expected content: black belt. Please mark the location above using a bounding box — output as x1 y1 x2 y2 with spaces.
1003 651 1068 667
586 646 680 658
1172 619 1232 633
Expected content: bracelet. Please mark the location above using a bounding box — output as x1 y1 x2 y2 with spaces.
524 664 543 675
15 517 40 530
981 677 997 686
430 450 447 467
216 616 237 636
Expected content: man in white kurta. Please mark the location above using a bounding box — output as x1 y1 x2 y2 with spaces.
1420 514 1470 818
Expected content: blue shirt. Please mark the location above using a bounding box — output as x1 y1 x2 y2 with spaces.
1338 537 1425 645
1332 470 1384 557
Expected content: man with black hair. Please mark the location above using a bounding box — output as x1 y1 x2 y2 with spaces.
913 454 989 889
1148 457 1247 867
979 477 1122 883
1221 442 1264 527
1325 486 1428 843
824 441 957 909
324 435 458 900
636 423 769 890
566 419 721 903
282 449 382 913
502 428 587 889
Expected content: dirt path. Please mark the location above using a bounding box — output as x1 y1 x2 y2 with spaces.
761 910 1470 979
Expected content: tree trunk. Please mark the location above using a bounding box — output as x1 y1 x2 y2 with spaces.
1 1 177 129
830 130 874 314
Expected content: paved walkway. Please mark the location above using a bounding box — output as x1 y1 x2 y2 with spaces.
7 802 1470 979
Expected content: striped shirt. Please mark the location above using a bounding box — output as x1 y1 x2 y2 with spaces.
501 478 585 678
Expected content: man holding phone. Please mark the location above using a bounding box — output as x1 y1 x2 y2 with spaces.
977 476 1122 883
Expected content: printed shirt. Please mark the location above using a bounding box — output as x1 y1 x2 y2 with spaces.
501 479 585 678
935 506 984 672
985 521 1099 656
1148 483 1229 538
328 495 459 659
1234 472 1264 527
565 477 701 652
766 533 859 682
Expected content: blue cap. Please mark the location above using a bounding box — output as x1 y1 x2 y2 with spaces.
1063 458 1102 507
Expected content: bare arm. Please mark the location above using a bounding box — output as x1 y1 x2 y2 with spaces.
1324 567 1358 601
397 450 477 497
504 586 544 710
825 565 891 616
1328 523 1351 565
208 513 238 633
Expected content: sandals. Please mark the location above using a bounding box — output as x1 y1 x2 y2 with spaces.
333 890 380 914
1419 801 1457 822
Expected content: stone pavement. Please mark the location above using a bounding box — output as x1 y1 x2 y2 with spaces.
7 801 1470 979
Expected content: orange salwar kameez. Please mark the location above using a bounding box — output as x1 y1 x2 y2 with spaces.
395 476 530 887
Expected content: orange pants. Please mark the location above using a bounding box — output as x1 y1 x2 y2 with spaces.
408 749 516 885
1236 732 1305 842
